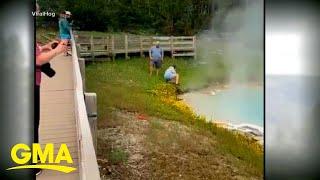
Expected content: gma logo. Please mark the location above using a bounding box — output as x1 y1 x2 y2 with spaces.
7 143 76 173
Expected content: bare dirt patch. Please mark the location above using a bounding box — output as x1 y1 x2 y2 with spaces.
97 109 262 180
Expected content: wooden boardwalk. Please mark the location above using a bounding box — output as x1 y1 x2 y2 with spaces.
35 30 101 180
74 33 196 60
37 54 79 180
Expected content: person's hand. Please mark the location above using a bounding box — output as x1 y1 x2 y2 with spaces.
41 42 54 51
41 40 60 51
50 40 60 47
60 39 69 46
53 43 68 54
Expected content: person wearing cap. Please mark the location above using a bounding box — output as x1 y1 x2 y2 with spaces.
164 65 179 85
58 11 72 56
149 41 164 76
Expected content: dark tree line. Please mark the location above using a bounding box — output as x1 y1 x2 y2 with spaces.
37 0 248 35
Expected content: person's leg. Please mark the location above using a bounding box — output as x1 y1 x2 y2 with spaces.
175 73 179 84
66 39 71 56
155 60 161 76
34 85 42 175
169 77 176 84
34 85 40 144
167 74 179 84
149 60 154 76
61 39 69 56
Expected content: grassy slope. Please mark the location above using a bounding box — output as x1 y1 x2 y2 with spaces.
86 57 263 177
86 58 195 122
36 28 263 177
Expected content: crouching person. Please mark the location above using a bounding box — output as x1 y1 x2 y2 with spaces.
164 65 179 85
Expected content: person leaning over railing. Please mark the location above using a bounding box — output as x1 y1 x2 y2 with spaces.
34 3 68 176
35 41 67 176
59 10 72 56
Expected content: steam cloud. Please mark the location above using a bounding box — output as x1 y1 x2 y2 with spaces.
195 0 263 87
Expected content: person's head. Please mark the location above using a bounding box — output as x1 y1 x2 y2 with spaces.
172 65 176 70
60 11 65 18
65 11 72 18
155 41 160 48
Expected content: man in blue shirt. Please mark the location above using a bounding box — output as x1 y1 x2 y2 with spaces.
149 41 163 76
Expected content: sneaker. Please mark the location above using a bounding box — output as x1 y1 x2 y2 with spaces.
35 168 42 176
34 159 42 176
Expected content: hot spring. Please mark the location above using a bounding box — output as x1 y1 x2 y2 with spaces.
182 85 263 128
185 0 264 132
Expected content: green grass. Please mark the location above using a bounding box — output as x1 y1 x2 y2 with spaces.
86 57 263 176
108 148 129 165
36 28 59 44
86 57 228 123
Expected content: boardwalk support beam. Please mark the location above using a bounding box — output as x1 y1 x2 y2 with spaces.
84 93 98 152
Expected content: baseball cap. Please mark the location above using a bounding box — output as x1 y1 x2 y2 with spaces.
65 11 72 16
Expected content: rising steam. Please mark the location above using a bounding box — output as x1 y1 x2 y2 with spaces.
194 0 263 87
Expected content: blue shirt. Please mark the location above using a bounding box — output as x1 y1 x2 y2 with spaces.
59 18 71 39
150 46 163 60
164 66 176 80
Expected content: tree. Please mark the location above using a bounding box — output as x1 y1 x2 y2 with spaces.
37 0 243 35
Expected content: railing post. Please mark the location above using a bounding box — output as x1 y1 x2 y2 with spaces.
125 34 128 59
193 36 196 60
90 34 95 59
170 36 174 58
84 93 97 152
79 58 86 91
150 36 153 47
104 36 108 51
111 35 115 61
140 36 144 57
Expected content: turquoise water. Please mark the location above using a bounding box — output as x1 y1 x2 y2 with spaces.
183 86 263 127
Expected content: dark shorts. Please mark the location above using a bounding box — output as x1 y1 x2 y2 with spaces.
150 59 162 69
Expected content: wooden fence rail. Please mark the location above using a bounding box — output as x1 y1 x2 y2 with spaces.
71 30 101 180
74 33 196 60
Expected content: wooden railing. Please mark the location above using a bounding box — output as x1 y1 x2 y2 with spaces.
71 30 101 180
74 33 196 60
